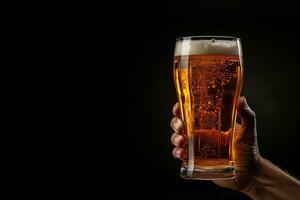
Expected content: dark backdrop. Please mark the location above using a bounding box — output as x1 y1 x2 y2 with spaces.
3 1 300 199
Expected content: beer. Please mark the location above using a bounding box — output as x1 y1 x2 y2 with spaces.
173 37 243 179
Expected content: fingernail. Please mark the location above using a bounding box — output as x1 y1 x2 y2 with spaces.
173 121 180 130
174 135 181 145
175 149 182 157
175 120 183 132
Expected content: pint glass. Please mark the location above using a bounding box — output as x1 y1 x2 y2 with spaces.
173 36 243 179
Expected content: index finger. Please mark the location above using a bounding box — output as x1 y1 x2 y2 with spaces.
172 102 180 117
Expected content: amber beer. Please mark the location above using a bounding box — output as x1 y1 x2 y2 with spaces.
173 36 243 179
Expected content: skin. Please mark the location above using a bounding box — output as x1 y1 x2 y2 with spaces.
170 96 261 192
170 96 300 199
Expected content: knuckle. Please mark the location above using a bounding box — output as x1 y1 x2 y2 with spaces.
250 110 256 118
248 111 256 122
245 107 256 119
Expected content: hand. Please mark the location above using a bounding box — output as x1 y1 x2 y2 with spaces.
170 96 262 192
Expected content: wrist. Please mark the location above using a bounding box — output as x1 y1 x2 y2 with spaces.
241 155 264 195
244 158 300 199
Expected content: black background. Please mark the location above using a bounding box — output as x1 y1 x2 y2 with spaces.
3 1 300 199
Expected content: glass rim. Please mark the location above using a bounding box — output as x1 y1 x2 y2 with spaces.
176 35 241 41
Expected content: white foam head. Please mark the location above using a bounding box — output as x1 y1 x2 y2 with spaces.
174 38 241 56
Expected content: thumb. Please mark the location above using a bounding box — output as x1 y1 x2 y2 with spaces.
237 96 257 143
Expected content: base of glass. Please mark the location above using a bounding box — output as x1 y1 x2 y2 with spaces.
180 165 235 180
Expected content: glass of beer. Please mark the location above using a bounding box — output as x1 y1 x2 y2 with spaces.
173 36 243 179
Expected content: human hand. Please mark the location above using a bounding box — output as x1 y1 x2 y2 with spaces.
170 96 262 193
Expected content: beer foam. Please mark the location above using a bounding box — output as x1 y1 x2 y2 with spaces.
174 39 240 56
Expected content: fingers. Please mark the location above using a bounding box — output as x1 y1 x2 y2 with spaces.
171 133 185 147
170 117 184 134
172 103 180 117
171 102 186 160
172 147 186 159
